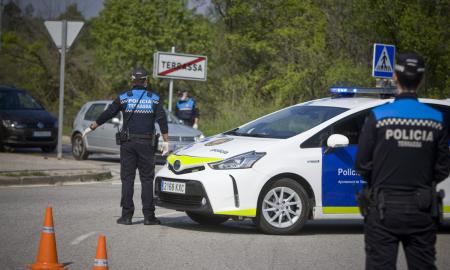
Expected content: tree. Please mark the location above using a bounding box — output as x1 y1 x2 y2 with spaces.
324 0 450 98
91 0 214 97
0 2 59 109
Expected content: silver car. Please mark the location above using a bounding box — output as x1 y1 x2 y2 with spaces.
71 100 203 160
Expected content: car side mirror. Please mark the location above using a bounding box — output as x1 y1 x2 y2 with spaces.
325 134 349 154
327 134 349 148
111 117 120 125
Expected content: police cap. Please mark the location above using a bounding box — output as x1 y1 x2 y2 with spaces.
131 68 148 80
395 53 425 77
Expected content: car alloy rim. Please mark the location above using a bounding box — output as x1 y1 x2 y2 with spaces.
73 136 83 156
262 186 302 229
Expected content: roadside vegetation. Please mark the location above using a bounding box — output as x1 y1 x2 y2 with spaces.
0 0 449 136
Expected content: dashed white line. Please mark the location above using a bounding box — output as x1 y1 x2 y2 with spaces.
70 231 97 245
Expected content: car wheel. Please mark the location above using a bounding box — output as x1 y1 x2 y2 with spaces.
186 212 229 225
256 178 310 235
72 133 89 160
41 145 56 153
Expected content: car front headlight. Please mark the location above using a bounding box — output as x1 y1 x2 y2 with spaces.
2 120 25 128
208 151 265 170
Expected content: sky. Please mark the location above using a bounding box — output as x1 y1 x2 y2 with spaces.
4 0 211 19
5 0 104 19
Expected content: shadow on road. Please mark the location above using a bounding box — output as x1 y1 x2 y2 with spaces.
160 216 260 235
158 216 450 236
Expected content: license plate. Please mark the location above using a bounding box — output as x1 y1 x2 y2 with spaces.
33 131 51 137
161 180 186 194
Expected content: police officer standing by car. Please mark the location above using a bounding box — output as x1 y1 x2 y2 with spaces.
355 53 449 269
175 90 199 129
83 68 170 225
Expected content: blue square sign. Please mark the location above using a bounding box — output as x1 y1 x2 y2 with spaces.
372 43 395 78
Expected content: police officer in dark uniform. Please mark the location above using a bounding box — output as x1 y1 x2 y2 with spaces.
83 68 170 225
175 90 199 129
355 53 449 269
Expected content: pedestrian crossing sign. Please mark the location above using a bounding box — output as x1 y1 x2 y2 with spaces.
372 43 395 78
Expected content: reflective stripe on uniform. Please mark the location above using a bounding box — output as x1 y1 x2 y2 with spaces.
322 207 360 214
42 226 55 233
167 155 223 167
94 259 108 267
215 208 257 217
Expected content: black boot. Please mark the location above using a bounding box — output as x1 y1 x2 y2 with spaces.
144 216 161 225
117 216 132 225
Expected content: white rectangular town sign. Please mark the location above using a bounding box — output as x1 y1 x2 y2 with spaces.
153 52 207 81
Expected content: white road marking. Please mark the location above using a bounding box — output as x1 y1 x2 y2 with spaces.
70 231 97 245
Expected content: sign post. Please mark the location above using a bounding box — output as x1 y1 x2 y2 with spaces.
153 50 207 112
57 20 67 160
45 20 84 159
168 46 175 112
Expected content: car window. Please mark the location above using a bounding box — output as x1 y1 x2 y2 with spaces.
84 104 106 121
302 109 371 148
0 90 43 110
225 106 348 139
426 103 450 141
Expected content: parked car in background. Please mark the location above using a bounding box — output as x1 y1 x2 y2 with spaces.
71 100 204 161
0 85 58 152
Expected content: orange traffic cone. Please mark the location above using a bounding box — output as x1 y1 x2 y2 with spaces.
92 235 109 270
27 206 66 270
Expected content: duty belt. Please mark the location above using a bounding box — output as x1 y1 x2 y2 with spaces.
382 192 417 204
129 134 154 140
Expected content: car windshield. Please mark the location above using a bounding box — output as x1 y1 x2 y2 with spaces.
225 105 348 139
0 90 43 110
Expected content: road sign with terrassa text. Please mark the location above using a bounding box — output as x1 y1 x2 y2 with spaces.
372 43 395 78
153 52 207 81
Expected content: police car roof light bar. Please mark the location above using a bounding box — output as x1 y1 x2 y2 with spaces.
329 87 396 98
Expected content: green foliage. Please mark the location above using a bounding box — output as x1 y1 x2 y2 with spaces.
1 0 449 137
91 0 214 96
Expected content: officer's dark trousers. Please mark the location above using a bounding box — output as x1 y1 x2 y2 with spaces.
365 203 437 270
120 139 155 219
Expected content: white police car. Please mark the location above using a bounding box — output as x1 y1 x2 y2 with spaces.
155 87 450 234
